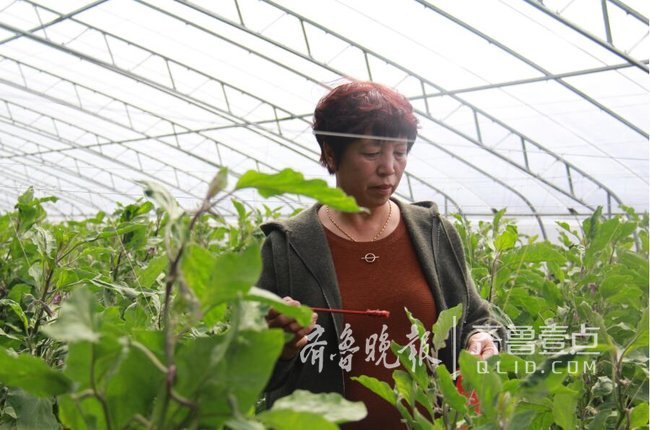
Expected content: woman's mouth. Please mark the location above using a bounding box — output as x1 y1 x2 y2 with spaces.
372 184 393 194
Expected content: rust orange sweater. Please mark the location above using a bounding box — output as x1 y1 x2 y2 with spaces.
325 217 436 429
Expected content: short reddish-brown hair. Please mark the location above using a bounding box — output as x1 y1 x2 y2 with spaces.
313 81 419 173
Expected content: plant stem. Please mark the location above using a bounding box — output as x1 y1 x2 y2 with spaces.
30 261 55 340
488 251 500 303
90 343 113 430
112 249 123 282
155 198 209 428
131 341 168 374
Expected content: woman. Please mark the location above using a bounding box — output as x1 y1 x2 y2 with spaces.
259 81 498 428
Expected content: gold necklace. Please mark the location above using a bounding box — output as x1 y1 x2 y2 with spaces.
326 202 392 242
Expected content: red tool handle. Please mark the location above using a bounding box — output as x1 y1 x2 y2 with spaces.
311 307 390 318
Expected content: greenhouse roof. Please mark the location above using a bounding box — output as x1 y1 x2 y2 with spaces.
0 0 647 238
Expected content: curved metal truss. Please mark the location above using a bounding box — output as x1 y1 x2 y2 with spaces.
0 0 647 237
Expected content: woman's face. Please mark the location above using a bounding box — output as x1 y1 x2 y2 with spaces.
329 137 408 209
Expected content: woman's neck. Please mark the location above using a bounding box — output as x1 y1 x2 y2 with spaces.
323 200 399 242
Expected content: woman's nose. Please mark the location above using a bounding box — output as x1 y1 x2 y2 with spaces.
377 153 396 175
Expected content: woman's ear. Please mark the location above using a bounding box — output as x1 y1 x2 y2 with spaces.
323 144 337 171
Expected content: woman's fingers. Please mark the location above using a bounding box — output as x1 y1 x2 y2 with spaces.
265 296 318 360
467 332 499 360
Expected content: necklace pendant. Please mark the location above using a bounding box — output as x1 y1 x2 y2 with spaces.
361 253 379 263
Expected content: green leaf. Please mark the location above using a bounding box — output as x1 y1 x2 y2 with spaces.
42 288 100 343
59 333 161 429
246 287 313 327
181 244 261 312
202 303 228 327
623 307 649 357
431 303 462 352
123 302 151 328
6 389 58 430
28 225 56 259
61 337 123 390
508 408 540 429
0 326 21 341
413 409 437 429
0 348 72 396
57 394 105 430
235 169 361 212
95 223 145 240
7 284 32 303
609 286 643 307
404 308 427 339
458 351 501 420
257 410 338 430
392 370 415 407
138 180 184 220
501 242 566 266
232 198 247 220
437 365 468 414
586 410 611 430
590 376 614 397
104 341 166 429
599 274 633 299
0 300 29 333
391 340 429 390
494 225 518 251
136 255 169 289
520 353 589 394
90 278 147 299
171 329 284 428
630 402 649 428
585 217 619 266
225 417 266 430
14 187 56 232
269 390 367 424
207 167 228 199
552 388 578 430
351 375 397 405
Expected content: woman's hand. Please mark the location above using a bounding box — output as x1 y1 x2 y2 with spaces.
265 296 318 360
466 332 498 359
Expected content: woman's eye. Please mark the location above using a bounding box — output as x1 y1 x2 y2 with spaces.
363 152 380 157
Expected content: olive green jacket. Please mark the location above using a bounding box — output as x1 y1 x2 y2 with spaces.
258 199 498 405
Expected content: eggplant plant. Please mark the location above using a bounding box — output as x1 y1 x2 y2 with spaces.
0 168 367 430
354 208 648 429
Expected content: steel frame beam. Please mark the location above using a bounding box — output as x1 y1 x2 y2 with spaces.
0 98 242 216
0 165 97 215
1 1 546 231
415 0 647 139
154 1 552 226
134 0 466 210
244 0 626 216
0 55 303 212
522 0 648 73
0 6 315 212
18 0 321 163
0 0 639 232
0 125 135 203
0 4 457 215
165 0 636 235
0 0 108 47
413 60 648 97
608 0 649 24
